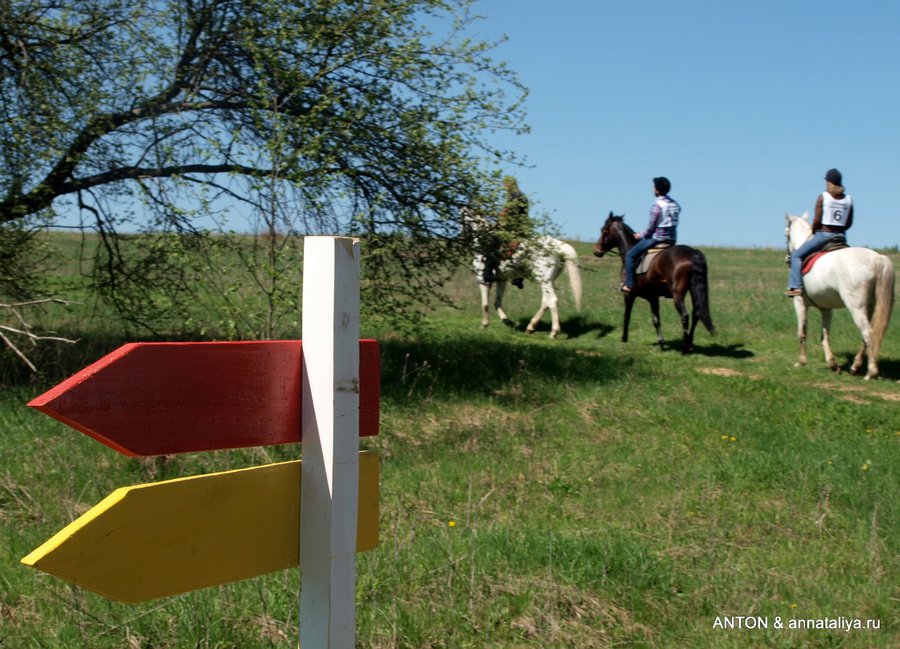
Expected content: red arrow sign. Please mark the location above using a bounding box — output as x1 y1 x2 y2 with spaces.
29 340 379 457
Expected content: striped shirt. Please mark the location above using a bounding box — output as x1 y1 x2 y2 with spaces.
641 196 679 241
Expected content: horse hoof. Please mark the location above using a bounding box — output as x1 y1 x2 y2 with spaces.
549 332 558 340
503 319 515 329
525 327 535 335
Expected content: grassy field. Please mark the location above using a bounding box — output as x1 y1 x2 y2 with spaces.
2 238 900 648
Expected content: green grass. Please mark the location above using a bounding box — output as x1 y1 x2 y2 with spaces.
2 239 900 647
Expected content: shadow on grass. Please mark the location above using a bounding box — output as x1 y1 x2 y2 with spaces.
3 327 641 405
687 342 755 359
835 353 900 381
874 357 900 381
379 334 630 403
512 315 616 340
616 337 754 359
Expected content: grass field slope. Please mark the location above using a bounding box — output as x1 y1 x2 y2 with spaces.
1 239 899 648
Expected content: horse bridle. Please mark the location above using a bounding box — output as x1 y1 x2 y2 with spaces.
595 222 623 258
597 240 621 258
784 223 812 266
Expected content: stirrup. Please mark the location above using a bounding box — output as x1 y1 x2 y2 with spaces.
615 284 632 294
785 288 803 297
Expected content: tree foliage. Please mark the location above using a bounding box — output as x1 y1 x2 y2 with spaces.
0 0 528 336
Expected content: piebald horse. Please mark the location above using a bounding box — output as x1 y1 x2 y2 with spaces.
785 213 894 379
594 212 714 353
465 213 582 339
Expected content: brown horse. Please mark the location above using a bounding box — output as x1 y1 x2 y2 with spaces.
594 212 715 353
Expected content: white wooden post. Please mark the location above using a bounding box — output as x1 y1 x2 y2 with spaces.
300 236 361 648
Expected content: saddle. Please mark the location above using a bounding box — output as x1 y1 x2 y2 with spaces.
636 241 674 275
801 236 848 275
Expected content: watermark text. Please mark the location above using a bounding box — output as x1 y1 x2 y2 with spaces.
713 616 881 632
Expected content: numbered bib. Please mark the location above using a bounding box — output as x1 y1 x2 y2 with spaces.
822 192 851 227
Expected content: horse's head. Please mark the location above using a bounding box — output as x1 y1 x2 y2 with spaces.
784 212 812 254
594 211 626 257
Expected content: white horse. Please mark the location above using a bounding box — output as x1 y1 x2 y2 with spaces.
465 214 582 339
785 213 894 379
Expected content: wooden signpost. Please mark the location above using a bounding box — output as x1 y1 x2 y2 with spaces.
22 236 375 648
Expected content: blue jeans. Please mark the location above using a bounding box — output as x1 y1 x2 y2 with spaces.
789 232 843 289
624 237 657 288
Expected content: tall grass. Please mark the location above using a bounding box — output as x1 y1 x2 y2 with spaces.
1 238 899 647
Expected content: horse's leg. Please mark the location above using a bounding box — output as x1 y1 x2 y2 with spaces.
688 293 700 353
793 296 808 367
622 295 635 343
548 287 561 339
672 292 691 353
480 283 491 329
851 341 869 377
817 308 841 373
494 281 515 328
845 305 876 378
647 294 664 350
526 282 559 338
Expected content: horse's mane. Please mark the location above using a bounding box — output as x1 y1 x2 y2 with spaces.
787 213 812 233
609 214 635 237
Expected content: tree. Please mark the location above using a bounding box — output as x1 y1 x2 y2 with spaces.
0 0 528 336
0 217 75 372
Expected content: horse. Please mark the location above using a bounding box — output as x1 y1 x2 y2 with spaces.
593 212 714 353
465 213 582 339
785 213 894 379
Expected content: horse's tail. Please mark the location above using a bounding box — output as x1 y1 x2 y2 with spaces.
562 243 582 313
689 248 715 334
868 254 895 363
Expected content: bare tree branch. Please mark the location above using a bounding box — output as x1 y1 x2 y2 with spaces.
0 298 77 371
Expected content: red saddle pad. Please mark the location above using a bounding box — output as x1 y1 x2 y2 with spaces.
802 251 830 275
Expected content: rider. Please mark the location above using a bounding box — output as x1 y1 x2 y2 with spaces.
619 177 680 294
786 169 853 297
482 176 533 289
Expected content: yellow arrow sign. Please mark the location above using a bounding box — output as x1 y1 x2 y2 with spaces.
22 451 378 604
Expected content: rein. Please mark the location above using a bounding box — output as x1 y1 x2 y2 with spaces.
610 220 635 257
785 223 813 265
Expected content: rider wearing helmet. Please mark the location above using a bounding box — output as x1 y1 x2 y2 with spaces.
786 169 853 297
619 177 680 294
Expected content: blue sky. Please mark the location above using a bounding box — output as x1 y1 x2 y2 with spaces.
471 0 899 248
